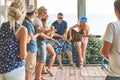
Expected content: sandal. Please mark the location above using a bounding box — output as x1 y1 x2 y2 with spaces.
80 64 83 69
41 77 46 80
35 77 46 80
46 69 53 76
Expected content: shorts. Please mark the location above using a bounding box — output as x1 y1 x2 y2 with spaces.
25 51 36 72
37 41 47 62
105 76 120 80
51 38 72 54
0 66 25 80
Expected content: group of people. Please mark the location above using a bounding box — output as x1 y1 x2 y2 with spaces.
0 0 120 80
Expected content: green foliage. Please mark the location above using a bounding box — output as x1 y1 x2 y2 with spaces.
86 38 102 64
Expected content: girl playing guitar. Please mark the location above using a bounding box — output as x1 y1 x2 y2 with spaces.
68 16 90 68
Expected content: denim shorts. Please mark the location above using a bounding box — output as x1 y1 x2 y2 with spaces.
0 66 25 80
105 76 120 80
37 41 47 62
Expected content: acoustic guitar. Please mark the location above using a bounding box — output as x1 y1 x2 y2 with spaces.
67 29 101 42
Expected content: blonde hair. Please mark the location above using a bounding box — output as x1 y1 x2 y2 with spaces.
8 0 25 31
37 6 47 15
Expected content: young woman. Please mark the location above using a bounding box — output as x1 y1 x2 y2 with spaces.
0 1 27 80
41 15 58 76
69 16 90 68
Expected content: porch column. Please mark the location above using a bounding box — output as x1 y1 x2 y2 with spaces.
77 0 86 66
77 0 86 20
26 0 36 8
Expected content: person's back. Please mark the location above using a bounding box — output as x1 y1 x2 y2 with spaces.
100 0 120 79
104 21 120 76
0 1 27 80
0 22 25 73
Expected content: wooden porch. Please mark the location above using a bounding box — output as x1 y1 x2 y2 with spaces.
33 64 107 80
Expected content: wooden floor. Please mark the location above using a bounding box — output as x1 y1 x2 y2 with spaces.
34 64 107 80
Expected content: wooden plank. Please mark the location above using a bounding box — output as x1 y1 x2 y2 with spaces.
97 67 106 76
60 66 66 80
31 65 107 80
86 67 96 76
80 67 89 76
69 66 75 80
93 66 101 76
74 67 80 80
80 67 89 80
64 66 70 80
55 67 62 80
48 66 58 80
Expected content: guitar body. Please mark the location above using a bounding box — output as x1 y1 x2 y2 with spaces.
67 29 101 42
67 29 84 42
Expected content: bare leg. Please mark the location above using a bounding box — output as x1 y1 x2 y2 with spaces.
81 42 87 65
76 42 82 65
25 72 32 80
35 60 45 80
66 50 73 65
57 54 63 68
42 65 47 74
46 45 56 70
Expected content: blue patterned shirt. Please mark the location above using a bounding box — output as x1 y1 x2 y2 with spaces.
0 22 25 73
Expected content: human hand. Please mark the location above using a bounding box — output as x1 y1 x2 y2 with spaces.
27 36 31 44
55 40 60 45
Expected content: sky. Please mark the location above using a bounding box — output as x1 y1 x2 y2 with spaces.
37 0 116 35
37 0 77 14
86 0 115 15
37 0 115 15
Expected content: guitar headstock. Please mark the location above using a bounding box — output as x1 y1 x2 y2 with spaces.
95 35 101 38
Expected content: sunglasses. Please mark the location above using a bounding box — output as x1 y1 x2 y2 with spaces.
43 11 47 14
58 17 63 19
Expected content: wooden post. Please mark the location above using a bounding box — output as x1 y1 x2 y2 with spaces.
76 0 86 67
77 0 86 20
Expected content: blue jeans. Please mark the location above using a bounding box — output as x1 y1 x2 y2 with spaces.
0 66 25 80
105 76 120 80
37 41 47 62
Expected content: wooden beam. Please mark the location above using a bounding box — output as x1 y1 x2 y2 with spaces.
77 0 86 20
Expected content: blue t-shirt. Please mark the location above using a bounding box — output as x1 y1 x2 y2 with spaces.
22 17 37 53
52 20 67 35
0 22 25 73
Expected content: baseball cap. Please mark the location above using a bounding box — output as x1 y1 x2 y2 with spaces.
27 5 35 13
80 16 87 22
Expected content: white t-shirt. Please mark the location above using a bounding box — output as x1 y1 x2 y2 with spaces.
103 20 120 77
33 17 43 28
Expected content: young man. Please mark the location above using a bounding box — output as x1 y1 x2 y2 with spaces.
100 0 120 79
33 6 58 80
52 12 74 69
22 5 39 80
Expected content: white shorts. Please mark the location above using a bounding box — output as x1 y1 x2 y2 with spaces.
0 66 25 80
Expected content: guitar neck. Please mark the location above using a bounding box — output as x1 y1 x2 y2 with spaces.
83 35 101 38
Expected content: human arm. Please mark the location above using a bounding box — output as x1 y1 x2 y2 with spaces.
68 24 78 41
100 23 114 58
100 41 111 57
17 26 28 60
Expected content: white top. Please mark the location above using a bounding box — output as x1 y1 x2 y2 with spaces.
33 17 43 28
103 20 120 77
